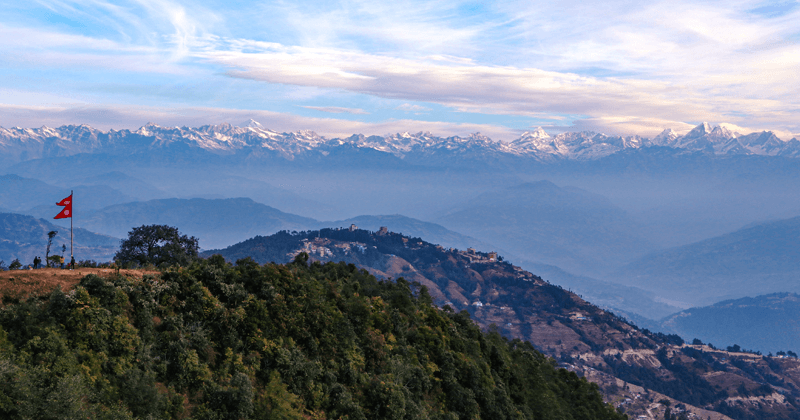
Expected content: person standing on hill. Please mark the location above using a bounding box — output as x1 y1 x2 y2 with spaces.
33 256 41 269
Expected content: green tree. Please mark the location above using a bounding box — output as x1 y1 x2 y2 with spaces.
47 255 63 268
253 371 305 420
115 225 199 267
8 259 22 270
45 230 57 268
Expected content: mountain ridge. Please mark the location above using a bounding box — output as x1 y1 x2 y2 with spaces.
2 121 799 168
657 292 800 354
611 215 800 307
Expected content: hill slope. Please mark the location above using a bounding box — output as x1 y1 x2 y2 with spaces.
317 214 498 252
0 256 624 420
659 293 800 354
0 212 119 264
207 228 800 420
612 216 800 306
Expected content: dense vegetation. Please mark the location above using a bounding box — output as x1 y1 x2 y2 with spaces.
115 224 200 267
0 254 624 419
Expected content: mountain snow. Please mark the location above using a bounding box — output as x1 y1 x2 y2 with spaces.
0 121 797 165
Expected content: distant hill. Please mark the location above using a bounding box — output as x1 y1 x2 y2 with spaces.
204 212 679 321
163 173 339 220
317 214 498 252
515 259 683 320
0 173 136 213
436 181 655 276
612 216 800 307
0 212 119 264
76 197 317 250
205 228 800 420
659 293 800 354
75 171 169 200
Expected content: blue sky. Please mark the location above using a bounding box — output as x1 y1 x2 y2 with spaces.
1 0 799 140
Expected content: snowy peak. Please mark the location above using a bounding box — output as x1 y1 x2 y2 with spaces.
1 121 799 166
519 127 551 140
684 122 713 139
511 128 559 156
244 119 263 129
709 125 736 140
650 128 679 146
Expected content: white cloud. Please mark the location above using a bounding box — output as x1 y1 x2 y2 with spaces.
2 0 800 137
302 106 369 115
0 102 521 140
396 103 431 112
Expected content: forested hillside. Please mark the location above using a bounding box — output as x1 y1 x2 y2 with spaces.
0 256 623 419
207 228 800 420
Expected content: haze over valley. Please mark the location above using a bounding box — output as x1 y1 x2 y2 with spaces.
3 120 800 328
3 1 800 418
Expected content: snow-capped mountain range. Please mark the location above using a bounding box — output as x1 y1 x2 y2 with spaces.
1 120 799 166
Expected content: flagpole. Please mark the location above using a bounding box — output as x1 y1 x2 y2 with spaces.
70 189 73 269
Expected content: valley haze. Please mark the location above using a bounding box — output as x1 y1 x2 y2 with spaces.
2 1 800 418
2 120 800 349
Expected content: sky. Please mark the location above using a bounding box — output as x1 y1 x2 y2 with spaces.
1 0 799 140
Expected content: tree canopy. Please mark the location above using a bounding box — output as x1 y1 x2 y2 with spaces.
115 224 198 267
0 254 624 419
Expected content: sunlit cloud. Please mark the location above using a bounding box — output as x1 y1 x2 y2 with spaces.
302 106 369 115
1 0 799 138
0 103 521 140
396 104 431 112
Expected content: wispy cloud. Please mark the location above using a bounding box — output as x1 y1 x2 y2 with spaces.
1 0 799 137
0 103 521 140
396 103 431 112
302 106 369 115
199 40 717 122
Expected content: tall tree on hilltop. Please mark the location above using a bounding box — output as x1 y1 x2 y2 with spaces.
45 230 57 268
115 224 199 267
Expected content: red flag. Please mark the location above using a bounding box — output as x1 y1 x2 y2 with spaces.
54 194 73 219
54 202 72 219
56 194 72 206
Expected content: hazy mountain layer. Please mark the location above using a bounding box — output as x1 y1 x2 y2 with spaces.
659 293 800 354
0 212 119 264
514 259 682 320
612 216 800 307
436 180 655 276
0 174 135 213
75 171 170 200
76 197 317 250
